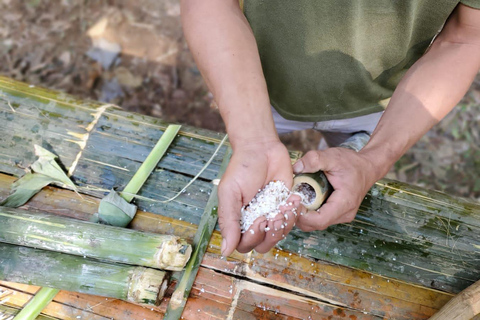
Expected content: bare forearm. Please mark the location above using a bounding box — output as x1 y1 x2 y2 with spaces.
361 5 480 178
180 0 277 147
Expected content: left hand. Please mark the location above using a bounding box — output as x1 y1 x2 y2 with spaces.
292 147 380 231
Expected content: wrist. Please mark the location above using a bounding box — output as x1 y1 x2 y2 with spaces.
220 103 279 149
359 142 399 182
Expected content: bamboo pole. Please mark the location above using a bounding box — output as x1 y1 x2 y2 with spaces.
429 279 480 320
0 243 168 306
0 207 191 271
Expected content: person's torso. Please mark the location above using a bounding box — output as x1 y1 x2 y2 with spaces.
243 0 462 121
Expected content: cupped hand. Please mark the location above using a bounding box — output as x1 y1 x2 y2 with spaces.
293 147 380 232
218 138 299 256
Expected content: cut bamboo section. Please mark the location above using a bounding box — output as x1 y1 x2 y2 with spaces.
1 282 163 320
0 243 168 306
0 207 191 271
0 77 479 319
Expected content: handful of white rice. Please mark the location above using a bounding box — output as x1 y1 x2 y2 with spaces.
240 181 292 232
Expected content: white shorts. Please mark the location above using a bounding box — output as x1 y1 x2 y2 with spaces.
271 107 383 148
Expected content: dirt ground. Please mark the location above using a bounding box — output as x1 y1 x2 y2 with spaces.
0 0 479 200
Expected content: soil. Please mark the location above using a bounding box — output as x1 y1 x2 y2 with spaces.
0 0 479 200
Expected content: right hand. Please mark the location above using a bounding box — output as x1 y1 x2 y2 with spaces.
218 137 300 256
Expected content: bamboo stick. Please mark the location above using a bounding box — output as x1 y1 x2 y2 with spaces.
12 287 59 320
0 243 168 306
0 207 191 271
0 305 58 320
165 147 232 319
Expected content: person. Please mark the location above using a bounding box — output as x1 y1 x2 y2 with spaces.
180 0 480 257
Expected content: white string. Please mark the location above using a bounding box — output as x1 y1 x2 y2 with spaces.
120 134 228 204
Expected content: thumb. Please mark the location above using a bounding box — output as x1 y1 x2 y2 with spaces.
217 181 242 257
293 150 333 174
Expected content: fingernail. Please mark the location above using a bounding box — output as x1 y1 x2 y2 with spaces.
293 160 304 173
221 238 227 255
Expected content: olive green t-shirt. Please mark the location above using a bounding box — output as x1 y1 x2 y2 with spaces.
243 1 480 121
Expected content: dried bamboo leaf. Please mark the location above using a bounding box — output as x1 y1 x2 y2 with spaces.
1 145 77 207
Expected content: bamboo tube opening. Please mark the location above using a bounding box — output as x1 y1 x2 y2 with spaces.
293 173 332 210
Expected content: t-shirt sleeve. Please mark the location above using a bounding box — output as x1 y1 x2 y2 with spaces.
460 0 480 9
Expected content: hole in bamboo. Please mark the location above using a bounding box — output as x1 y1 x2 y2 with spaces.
293 183 316 206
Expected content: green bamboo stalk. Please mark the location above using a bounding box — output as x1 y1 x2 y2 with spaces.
12 287 59 320
121 125 181 203
164 146 232 319
0 243 168 306
94 124 181 227
0 305 57 320
0 207 191 271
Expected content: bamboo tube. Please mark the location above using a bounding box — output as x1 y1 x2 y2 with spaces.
0 243 168 306
292 132 369 210
0 207 191 271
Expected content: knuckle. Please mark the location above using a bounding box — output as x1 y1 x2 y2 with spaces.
304 150 321 165
342 212 357 223
314 221 329 230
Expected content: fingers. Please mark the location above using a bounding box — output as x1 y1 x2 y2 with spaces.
236 217 267 253
296 190 358 232
254 213 288 253
217 179 243 257
253 197 299 253
293 149 338 174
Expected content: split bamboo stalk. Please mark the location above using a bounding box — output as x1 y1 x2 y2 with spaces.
0 243 168 306
0 207 191 271
164 147 232 319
